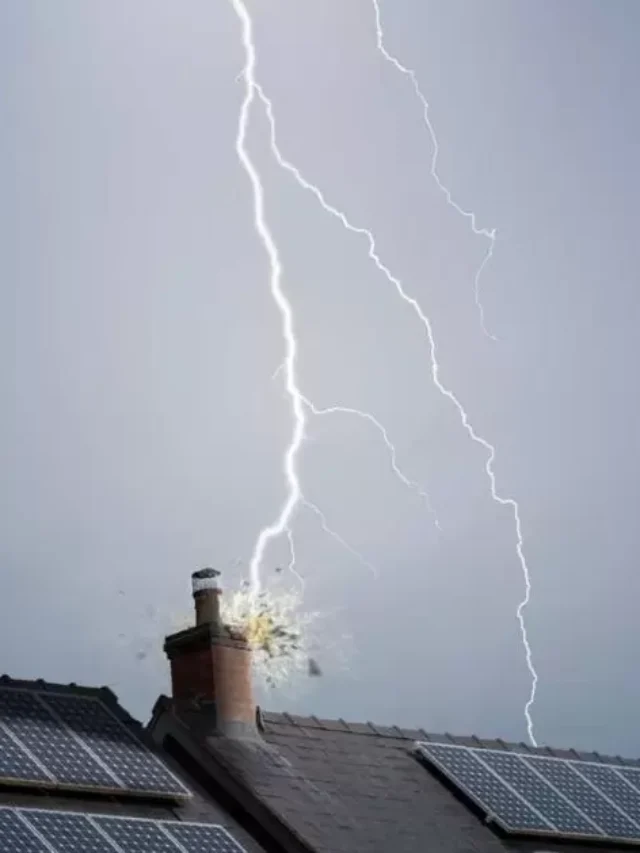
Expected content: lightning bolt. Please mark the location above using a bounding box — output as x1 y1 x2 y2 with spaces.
302 497 379 579
371 0 498 342
230 0 538 745
231 0 305 596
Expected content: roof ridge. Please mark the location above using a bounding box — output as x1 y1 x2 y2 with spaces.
261 710 639 764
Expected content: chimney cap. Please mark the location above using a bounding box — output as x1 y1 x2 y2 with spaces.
191 568 221 594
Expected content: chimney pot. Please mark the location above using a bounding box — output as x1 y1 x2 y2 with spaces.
191 568 222 628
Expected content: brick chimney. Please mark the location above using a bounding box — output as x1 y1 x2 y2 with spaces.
163 569 257 738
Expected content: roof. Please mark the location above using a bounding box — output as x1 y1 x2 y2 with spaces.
151 701 640 853
0 676 265 853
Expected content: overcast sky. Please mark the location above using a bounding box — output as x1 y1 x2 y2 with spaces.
1 0 639 757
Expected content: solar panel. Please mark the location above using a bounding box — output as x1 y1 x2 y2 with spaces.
416 742 553 831
0 689 118 790
479 750 597 835
164 820 246 852
39 693 190 798
94 816 178 853
0 722 52 786
0 688 189 799
617 767 640 796
0 808 249 853
0 809 49 853
25 810 116 853
523 755 640 839
416 742 640 844
575 764 640 828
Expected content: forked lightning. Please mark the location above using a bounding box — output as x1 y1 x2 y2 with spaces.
229 0 538 745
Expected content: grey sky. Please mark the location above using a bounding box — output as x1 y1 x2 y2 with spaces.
1 0 639 756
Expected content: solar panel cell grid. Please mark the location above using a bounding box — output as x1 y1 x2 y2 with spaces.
0 809 49 853
576 764 640 828
523 756 640 839
0 690 117 789
95 817 180 853
27 811 117 853
617 768 640 797
0 723 51 785
479 751 596 836
41 695 187 796
164 822 245 853
420 743 552 831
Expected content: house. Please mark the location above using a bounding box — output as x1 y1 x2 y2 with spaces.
2 569 640 853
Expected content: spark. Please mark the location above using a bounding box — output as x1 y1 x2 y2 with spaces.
251 76 538 745
371 0 498 342
230 0 306 596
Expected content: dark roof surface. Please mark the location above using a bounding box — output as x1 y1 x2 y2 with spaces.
0 677 265 853
154 702 640 853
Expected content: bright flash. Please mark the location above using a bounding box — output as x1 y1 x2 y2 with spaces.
222 584 317 688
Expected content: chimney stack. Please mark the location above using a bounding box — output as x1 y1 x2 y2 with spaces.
163 570 257 739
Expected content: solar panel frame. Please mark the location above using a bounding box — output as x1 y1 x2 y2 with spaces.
415 741 640 845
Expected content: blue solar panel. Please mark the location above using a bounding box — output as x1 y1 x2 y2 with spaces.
0 689 118 790
0 809 49 853
39 694 190 798
479 750 597 836
164 821 246 852
576 763 640 828
524 755 640 839
0 809 249 853
26 810 116 853
417 743 553 831
0 722 52 785
95 816 180 853
615 767 640 797
416 742 640 843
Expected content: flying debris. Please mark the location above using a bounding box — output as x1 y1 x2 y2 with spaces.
307 657 322 677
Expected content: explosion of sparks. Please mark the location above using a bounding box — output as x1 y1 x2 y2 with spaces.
221 584 317 688
229 0 538 744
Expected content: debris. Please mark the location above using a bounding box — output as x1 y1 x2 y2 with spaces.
308 657 322 677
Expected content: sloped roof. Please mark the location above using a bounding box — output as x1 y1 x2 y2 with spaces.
152 701 640 853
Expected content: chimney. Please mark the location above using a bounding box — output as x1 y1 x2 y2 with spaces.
163 570 257 739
